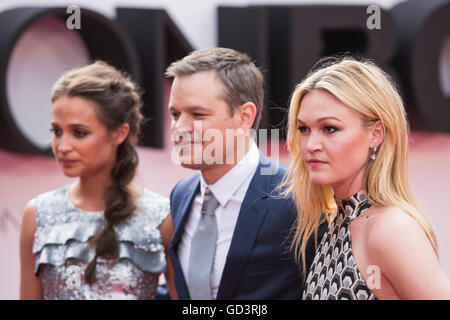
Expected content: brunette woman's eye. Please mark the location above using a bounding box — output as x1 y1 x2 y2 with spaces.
73 129 88 138
50 128 62 137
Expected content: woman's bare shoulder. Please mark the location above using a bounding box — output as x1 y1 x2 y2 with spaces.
20 198 37 236
363 205 433 258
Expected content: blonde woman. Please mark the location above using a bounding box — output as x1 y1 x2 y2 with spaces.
283 57 450 300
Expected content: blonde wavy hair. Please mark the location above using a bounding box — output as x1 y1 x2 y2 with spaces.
281 57 438 273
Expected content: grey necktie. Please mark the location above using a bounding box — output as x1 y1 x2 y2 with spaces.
188 188 220 300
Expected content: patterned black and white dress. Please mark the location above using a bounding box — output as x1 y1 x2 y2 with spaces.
302 190 377 300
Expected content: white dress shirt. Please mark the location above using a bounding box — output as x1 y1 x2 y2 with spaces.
178 142 260 299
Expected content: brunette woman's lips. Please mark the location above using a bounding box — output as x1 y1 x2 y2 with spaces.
59 158 78 166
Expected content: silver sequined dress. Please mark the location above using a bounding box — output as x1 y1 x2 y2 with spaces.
302 190 377 300
33 185 169 300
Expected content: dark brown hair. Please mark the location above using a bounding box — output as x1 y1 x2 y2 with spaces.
165 47 264 131
51 61 144 285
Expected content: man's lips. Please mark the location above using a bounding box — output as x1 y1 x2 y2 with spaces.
174 137 209 145
175 141 203 146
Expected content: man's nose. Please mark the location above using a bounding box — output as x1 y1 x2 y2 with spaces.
173 114 193 132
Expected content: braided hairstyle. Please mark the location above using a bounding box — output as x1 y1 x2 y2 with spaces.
51 61 144 285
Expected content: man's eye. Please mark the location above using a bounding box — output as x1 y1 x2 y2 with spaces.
192 113 206 118
171 112 180 119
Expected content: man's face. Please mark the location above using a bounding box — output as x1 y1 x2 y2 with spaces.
168 70 243 172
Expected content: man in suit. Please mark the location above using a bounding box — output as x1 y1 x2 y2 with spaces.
165 47 313 300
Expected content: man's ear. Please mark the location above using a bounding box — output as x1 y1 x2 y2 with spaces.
371 120 385 147
113 123 130 146
236 102 257 131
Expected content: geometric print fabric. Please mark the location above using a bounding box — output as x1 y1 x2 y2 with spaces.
302 190 377 300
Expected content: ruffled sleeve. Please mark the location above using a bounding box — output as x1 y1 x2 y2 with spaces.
33 187 170 276
114 189 170 274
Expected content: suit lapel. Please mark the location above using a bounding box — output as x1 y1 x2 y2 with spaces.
170 176 200 250
169 175 200 300
216 154 273 299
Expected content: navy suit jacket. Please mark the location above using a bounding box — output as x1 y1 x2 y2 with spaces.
169 152 316 300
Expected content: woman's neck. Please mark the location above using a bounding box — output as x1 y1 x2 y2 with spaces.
332 167 366 200
69 171 113 211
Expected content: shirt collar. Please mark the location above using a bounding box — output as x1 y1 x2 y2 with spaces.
200 142 260 207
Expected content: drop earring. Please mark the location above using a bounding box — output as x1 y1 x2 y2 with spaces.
370 145 378 161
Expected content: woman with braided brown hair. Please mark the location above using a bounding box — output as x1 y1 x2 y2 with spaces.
19 61 177 300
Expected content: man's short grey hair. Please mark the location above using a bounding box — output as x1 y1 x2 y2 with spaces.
165 47 264 131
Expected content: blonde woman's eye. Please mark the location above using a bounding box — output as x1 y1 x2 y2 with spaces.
297 126 309 133
324 126 338 134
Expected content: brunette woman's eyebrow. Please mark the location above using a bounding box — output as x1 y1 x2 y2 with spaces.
50 123 91 131
69 123 90 128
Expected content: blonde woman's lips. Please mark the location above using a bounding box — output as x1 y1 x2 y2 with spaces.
308 159 327 168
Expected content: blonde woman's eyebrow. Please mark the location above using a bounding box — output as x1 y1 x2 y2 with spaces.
317 116 343 123
297 116 343 124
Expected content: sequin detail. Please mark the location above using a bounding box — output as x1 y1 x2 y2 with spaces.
33 186 169 300
302 190 377 300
